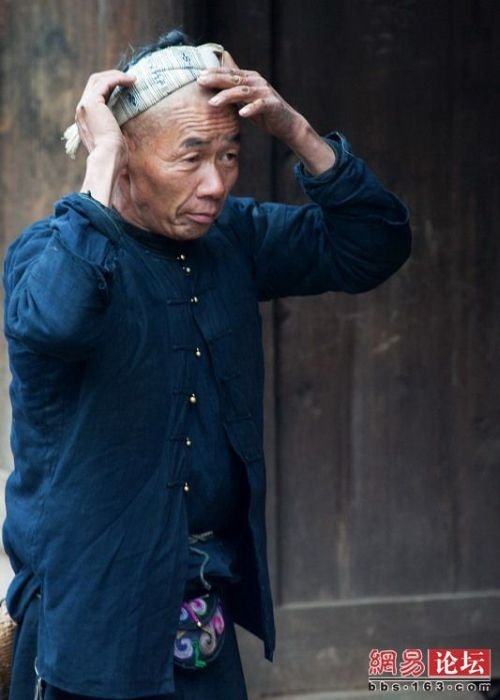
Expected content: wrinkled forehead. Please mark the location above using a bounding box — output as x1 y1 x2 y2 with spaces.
123 82 239 144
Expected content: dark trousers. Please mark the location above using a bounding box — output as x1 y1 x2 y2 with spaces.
9 596 248 700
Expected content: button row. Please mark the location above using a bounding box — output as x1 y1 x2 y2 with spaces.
175 250 197 494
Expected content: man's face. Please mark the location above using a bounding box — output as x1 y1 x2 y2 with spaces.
121 83 240 240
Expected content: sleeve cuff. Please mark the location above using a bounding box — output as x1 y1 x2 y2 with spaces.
293 131 353 185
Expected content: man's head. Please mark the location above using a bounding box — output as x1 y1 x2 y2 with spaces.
108 30 240 240
62 30 240 239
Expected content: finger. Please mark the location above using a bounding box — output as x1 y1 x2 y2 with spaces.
198 69 242 86
198 67 260 79
87 69 137 84
208 84 256 107
238 97 272 118
208 77 276 106
82 71 136 103
198 69 269 99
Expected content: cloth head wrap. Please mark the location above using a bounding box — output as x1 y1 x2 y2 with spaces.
62 42 224 158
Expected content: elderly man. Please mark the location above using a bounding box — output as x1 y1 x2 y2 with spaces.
3 30 410 700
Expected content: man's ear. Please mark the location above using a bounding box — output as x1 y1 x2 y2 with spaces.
112 148 132 203
117 164 130 183
122 127 135 153
119 130 135 184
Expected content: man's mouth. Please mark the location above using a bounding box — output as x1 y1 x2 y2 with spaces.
185 212 218 225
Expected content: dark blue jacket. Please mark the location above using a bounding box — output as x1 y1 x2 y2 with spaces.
2 134 411 697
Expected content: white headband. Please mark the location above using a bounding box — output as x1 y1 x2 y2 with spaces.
63 43 224 158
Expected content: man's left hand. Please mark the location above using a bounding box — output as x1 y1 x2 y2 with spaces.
197 52 301 144
197 51 336 175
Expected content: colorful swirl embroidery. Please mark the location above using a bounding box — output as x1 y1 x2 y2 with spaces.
173 593 226 670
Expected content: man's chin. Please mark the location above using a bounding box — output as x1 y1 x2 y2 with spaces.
155 222 211 241
165 214 217 239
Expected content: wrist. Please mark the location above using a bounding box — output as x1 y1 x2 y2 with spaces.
287 117 336 176
80 145 126 207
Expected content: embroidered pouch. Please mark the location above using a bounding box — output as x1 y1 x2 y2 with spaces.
173 591 225 670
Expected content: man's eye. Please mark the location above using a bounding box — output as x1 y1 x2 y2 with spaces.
223 152 239 163
183 154 200 163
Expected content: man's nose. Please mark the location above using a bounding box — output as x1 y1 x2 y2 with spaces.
197 164 226 199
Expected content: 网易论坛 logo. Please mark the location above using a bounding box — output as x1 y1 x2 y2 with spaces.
368 648 491 693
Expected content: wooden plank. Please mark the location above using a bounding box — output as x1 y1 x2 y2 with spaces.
0 0 187 248
239 591 500 697
271 0 500 608
444 0 500 592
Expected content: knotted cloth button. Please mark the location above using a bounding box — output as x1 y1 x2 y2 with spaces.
190 296 199 304
189 393 197 404
183 266 192 275
194 347 202 357
177 253 187 262
183 482 190 492
185 437 192 447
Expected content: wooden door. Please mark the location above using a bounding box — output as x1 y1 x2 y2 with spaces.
195 1 500 697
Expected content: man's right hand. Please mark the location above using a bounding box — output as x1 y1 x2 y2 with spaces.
77 70 136 206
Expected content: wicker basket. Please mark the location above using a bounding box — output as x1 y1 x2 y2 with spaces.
0 599 17 699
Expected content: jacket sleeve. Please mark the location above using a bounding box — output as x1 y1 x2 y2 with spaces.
228 132 411 301
3 196 118 360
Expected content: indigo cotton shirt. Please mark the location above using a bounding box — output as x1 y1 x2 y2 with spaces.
3 133 411 698
112 219 248 540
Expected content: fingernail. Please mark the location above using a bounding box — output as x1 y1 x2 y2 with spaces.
209 96 221 105
239 105 251 115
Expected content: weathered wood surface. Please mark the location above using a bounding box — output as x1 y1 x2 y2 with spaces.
272 0 500 599
0 0 185 242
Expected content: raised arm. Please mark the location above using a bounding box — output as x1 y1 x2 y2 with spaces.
4 71 133 359
199 56 411 299
197 51 336 177
77 70 136 204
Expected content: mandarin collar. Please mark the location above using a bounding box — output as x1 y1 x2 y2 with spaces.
110 208 199 257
